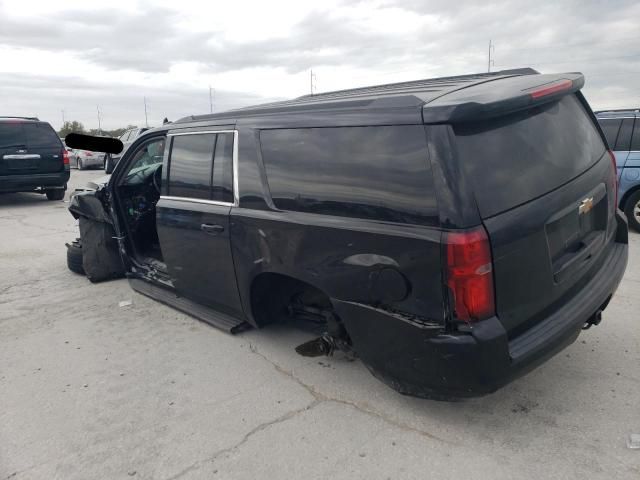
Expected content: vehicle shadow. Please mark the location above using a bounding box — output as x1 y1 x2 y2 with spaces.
0 192 63 209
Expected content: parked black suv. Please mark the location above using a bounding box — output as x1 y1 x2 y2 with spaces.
68 69 628 398
0 117 70 200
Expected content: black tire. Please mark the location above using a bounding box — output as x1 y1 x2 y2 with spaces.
66 239 85 275
46 189 65 201
623 190 640 233
78 157 85 170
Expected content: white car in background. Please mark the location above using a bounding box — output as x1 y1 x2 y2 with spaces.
75 149 106 170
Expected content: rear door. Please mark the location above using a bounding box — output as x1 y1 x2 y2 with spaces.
453 93 615 336
156 129 243 318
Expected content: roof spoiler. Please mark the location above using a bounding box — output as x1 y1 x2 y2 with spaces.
422 73 584 123
0 116 40 121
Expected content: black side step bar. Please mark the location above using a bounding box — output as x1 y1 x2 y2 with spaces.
129 278 251 334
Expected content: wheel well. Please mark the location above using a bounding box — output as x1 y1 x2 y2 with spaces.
250 273 331 328
620 184 640 210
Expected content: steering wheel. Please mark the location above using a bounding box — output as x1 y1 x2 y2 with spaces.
152 165 162 194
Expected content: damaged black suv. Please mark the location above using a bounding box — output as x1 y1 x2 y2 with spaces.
68 69 628 398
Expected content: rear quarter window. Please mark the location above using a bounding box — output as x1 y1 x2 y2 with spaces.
260 125 437 225
598 118 621 149
454 94 606 218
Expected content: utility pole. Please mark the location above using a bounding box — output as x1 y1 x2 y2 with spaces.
209 86 215 113
144 97 149 128
96 105 102 135
310 69 317 95
61 109 66 126
488 40 494 73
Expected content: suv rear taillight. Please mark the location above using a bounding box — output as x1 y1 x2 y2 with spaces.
445 227 495 323
62 149 70 166
608 149 618 209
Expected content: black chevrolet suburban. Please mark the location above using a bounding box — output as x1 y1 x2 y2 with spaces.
0 117 70 200
67 69 628 398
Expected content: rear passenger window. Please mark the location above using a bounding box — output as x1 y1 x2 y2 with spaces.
630 120 640 151
24 123 60 148
168 134 216 199
615 118 633 151
260 126 437 225
212 133 234 203
598 119 621 148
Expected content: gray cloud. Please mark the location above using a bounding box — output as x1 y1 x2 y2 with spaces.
0 0 638 129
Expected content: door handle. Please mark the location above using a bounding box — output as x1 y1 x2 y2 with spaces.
201 223 225 235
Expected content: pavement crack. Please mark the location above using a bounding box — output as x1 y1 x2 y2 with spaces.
247 343 450 445
163 399 321 480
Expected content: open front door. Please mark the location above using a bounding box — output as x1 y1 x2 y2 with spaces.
156 129 244 320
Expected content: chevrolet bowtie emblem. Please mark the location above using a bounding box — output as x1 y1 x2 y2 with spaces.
579 197 594 215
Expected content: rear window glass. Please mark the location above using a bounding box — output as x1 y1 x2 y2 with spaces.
260 125 437 225
454 94 606 218
0 123 26 148
24 123 61 148
598 118 621 148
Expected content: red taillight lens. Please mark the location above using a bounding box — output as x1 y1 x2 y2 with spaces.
608 149 618 209
62 149 70 165
445 227 495 323
529 79 573 99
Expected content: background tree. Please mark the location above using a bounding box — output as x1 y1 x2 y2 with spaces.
58 120 85 138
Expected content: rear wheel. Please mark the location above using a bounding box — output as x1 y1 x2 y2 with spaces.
78 157 85 170
45 188 65 200
624 190 640 233
66 239 85 275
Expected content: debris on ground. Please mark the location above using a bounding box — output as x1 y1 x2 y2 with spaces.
119 299 133 307
628 434 640 449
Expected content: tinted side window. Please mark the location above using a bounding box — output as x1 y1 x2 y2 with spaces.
631 119 640 151
598 118 621 148
0 124 26 147
616 118 633 151
168 134 215 199
260 126 436 225
212 133 234 203
24 123 61 148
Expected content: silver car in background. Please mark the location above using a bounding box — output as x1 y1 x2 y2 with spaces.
75 149 107 170
104 127 148 173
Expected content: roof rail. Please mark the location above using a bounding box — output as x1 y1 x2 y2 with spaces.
594 108 639 114
0 116 40 121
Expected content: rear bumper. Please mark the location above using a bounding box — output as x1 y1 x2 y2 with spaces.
0 171 70 193
335 211 629 398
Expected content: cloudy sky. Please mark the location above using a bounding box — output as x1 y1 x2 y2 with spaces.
1 0 638 130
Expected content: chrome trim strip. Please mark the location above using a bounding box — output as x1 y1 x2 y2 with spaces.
166 129 240 207
160 195 234 207
3 154 41 160
168 130 236 136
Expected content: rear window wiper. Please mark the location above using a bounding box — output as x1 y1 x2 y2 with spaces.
0 144 27 148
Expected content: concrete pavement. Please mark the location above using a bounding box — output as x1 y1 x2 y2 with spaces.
1 169 638 479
